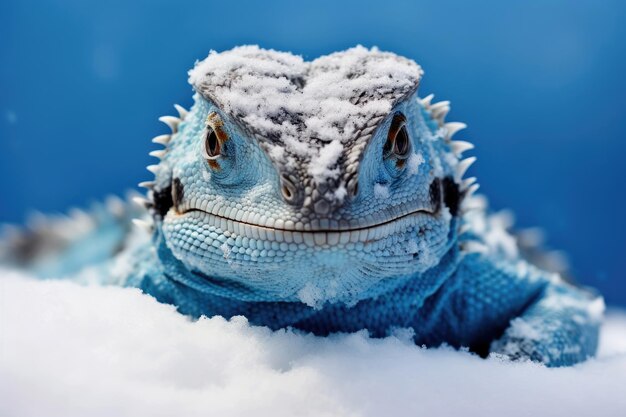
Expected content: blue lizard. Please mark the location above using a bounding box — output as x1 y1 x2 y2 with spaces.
0 46 603 367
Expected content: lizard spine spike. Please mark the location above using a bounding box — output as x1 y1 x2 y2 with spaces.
132 218 153 233
159 115 181 133
465 183 480 198
445 122 467 140
132 196 152 208
149 150 166 159
420 94 434 107
461 241 489 254
152 134 171 145
462 177 477 190
174 104 188 120
104 195 125 216
451 140 475 155
462 195 487 213
146 165 160 174
456 156 477 179
68 208 90 223
430 101 450 122
138 181 154 189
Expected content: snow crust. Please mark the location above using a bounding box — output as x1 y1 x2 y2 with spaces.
1 268 625 417
188 45 422 169
189 45 422 145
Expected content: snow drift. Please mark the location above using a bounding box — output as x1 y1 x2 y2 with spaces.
1 268 625 417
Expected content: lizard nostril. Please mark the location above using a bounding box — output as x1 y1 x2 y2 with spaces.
280 174 299 204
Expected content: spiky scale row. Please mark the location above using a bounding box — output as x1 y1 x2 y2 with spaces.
420 95 482 250
421 92 476 210
134 104 190 229
0 192 145 264
420 93 476 178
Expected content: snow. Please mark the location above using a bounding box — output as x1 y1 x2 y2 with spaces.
188 45 423 191
309 140 344 184
373 183 390 200
506 317 543 341
189 46 421 149
297 281 325 308
1 268 625 417
407 151 425 175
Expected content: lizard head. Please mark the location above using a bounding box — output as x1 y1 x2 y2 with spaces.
140 46 476 307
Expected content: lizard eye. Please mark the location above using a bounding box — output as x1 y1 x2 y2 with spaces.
203 127 221 158
280 174 299 204
384 113 411 160
202 112 229 165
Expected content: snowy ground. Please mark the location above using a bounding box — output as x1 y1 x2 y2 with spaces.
1 268 625 417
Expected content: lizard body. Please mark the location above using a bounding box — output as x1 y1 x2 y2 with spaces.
0 46 603 366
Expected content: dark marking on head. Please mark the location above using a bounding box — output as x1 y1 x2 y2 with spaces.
442 176 461 216
429 178 442 213
172 178 184 212
153 183 173 217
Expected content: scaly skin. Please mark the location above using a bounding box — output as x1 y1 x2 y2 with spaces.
0 46 603 367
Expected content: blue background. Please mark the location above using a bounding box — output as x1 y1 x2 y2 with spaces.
1 0 625 305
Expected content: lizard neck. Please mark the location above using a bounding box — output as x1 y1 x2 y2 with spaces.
139 230 461 333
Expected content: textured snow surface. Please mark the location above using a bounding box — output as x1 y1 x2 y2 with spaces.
1 268 625 417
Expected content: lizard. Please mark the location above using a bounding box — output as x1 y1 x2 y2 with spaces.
0 45 603 367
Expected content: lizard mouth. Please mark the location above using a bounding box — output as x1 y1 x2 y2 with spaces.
171 206 439 246
164 175 447 246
